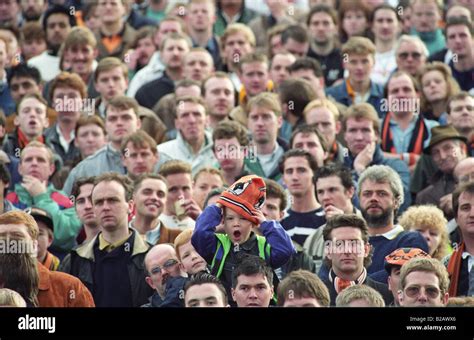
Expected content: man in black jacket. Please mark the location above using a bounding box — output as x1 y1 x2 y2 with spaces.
59 172 152 307
321 213 393 306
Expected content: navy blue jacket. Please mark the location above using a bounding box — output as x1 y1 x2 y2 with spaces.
142 277 187 308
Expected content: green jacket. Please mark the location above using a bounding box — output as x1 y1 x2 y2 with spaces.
8 183 82 252
211 233 270 278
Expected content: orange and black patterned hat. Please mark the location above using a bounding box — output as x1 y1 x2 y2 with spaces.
217 175 266 225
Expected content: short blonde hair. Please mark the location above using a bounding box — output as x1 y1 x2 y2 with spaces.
246 92 282 117
222 23 256 48
399 257 450 295
335 284 385 307
342 103 380 133
0 288 27 307
174 229 193 260
304 98 340 122
342 37 376 57
20 141 55 166
63 26 97 51
398 205 449 260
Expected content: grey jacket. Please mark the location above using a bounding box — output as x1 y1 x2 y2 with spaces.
62 144 124 195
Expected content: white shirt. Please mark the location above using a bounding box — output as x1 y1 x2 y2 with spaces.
127 51 164 97
371 48 397 86
158 214 195 230
56 124 75 153
462 252 474 273
28 51 60 82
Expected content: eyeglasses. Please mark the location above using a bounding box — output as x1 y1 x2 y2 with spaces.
397 52 422 60
404 285 441 299
150 259 179 275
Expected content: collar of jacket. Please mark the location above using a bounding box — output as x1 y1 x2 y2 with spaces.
176 129 213 154
411 27 443 42
75 228 150 261
339 80 383 101
37 262 52 291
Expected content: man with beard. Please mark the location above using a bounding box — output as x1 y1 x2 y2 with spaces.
130 174 181 245
306 4 343 86
135 32 191 109
59 26 100 98
203 72 235 131
28 6 76 82
0 211 95 307
358 165 428 282
20 0 48 23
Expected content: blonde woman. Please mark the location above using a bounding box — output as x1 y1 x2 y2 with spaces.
398 205 450 260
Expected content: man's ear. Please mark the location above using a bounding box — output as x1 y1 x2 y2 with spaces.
145 276 156 290
277 115 283 129
346 186 355 200
128 200 134 214
231 288 236 302
335 120 342 134
397 290 404 305
48 162 55 178
387 276 393 290
442 292 449 305
13 114 20 127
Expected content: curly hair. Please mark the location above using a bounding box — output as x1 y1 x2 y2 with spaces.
398 205 449 260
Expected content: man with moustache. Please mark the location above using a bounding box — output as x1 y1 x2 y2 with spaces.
357 165 428 282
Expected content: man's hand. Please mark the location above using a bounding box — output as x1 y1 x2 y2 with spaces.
323 204 345 219
182 198 202 221
354 141 375 174
439 194 453 216
22 175 47 197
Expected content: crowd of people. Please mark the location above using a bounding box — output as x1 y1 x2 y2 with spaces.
0 0 474 309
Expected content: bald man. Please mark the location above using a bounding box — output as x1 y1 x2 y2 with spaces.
143 244 189 307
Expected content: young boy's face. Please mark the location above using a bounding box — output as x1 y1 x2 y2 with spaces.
223 207 254 245
345 53 374 83
178 241 207 275
37 221 53 263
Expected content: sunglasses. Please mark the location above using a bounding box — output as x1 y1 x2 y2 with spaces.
398 52 422 60
150 259 179 275
404 285 441 299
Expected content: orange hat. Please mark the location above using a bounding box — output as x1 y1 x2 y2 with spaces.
216 175 266 225
384 248 430 273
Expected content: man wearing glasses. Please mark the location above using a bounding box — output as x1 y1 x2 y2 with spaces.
60 172 153 307
394 35 428 78
398 257 449 307
143 244 188 307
